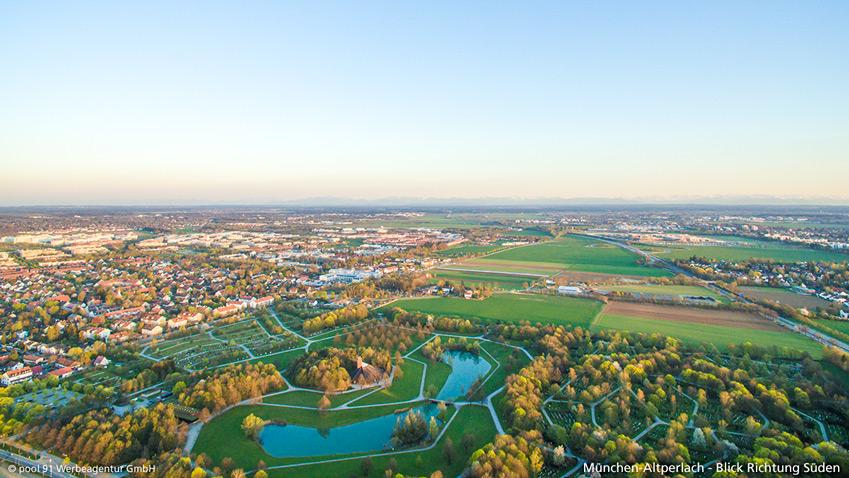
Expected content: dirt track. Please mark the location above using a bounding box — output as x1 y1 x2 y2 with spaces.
603 301 783 331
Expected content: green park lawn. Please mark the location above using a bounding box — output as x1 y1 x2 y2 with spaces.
592 313 823 357
604 284 727 302
387 293 603 328
264 405 497 478
263 388 376 408
250 348 305 372
349 359 424 406
193 401 435 469
410 348 453 398
478 235 671 277
431 269 533 290
641 238 848 263
475 341 532 398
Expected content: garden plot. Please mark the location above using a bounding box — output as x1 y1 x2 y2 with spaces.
145 318 301 370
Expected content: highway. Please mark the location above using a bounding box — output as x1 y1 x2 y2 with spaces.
583 233 849 354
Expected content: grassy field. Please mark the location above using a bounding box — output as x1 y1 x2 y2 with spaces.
593 313 823 357
387 293 603 328
349 359 424 405
194 401 433 469
640 239 848 263
603 283 719 296
740 286 831 309
250 348 305 372
264 405 497 478
436 244 503 257
474 235 670 277
476 341 532 397
821 319 849 336
412 348 452 398
431 269 533 290
604 284 728 302
263 388 376 408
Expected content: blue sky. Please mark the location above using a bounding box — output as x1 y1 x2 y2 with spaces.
2 1 848 205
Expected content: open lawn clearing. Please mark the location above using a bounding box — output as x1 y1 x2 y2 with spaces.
477 235 671 277
250 348 305 372
603 284 727 302
348 359 424 406
474 341 532 398
431 269 532 290
640 240 848 263
602 302 779 330
264 388 376 408
193 401 435 469
445 259 560 276
593 313 823 357
822 319 849 335
740 286 832 309
264 405 497 478
387 293 603 328
436 243 503 257
412 348 452 398
148 334 219 359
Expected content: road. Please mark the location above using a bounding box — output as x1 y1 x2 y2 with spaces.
584 233 849 354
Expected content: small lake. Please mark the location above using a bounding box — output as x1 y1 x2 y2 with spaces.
436 350 492 401
259 404 439 458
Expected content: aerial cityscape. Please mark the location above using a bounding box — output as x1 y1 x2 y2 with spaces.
3 2 849 478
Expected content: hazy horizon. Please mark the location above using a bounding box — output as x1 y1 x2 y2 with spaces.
3 1 848 205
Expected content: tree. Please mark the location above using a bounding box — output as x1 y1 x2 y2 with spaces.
442 438 456 465
318 394 331 411
254 471 268 478
191 468 207 478
360 457 373 476
529 447 544 477
241 414 267 439
428 416 439 441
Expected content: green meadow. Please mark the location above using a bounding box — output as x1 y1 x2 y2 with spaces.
387 293 603 328
431 269 533 290
592 313 823 357
641 238 848 263
478 235 671 277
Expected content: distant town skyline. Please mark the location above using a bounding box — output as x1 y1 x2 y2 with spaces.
3 1 848 206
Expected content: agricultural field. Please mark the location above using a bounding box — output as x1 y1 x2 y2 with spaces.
430 269 533 290
593 302 824 356
602 283 728 303
739 286 832 309
387 293 603 328
639 237 849 263
455 235 670 277
435 243 503 257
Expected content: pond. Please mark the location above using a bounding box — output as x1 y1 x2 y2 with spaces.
436 350 492 401
259 404 440 458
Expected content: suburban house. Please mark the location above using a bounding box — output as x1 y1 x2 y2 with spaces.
2 366 33 386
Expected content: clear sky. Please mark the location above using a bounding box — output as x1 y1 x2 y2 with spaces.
2 1 848 205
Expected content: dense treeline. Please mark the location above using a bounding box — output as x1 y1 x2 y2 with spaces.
333 322 416 353
302 304 369 334
468 431 544 478
121 360 179 393
179 362 284 413
24 403 185 466
385 307 485 334
421 336 480 361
